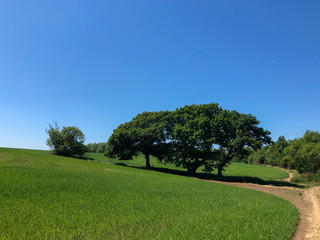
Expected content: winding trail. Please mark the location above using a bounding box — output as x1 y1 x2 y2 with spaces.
304 186 320 240
283 171 294 182
200 171 320 240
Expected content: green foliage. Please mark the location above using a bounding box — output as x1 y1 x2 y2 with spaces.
87 142 107 153
162 103 222 175
248 130 320 180
0 148 298 239
46 122 86 157
265 136 289 166
96 142 107 153
303 130 320 143
295 142 320 174
87 142 98 152
279 156 295 169
106 104 271 176
291 170 320 184
247 147 268 165
232 147 254 163
105 111 170 169
161 104 271 176
282 130 320 174
212 110 271 176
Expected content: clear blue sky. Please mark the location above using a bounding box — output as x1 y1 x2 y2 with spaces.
1 0 319 150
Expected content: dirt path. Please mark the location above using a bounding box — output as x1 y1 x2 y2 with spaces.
283 171 294 182
304 186 320 239
200 178 320 239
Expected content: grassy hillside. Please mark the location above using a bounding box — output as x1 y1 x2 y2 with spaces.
0 148 298 239
87 152 289 181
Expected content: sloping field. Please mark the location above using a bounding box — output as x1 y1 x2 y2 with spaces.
0 148 298 239
87 152 289 181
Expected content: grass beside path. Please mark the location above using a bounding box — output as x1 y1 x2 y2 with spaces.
0 148 298 239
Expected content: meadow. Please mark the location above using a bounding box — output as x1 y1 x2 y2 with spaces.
87 152 289 181
0 148 298 239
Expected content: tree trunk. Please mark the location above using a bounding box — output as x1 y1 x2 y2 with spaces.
187 166 197 176
145 153 151 170
217 166 223 178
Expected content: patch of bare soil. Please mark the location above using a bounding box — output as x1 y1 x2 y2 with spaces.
200 179 320 240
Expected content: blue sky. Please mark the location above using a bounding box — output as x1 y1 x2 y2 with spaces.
1 0 319 150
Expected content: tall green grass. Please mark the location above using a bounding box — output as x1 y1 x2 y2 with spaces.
0 148 298 239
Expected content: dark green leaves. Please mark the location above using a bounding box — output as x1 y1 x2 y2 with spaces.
105 111 170 168
106 103 271 176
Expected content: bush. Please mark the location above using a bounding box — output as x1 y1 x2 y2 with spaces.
46 122 86 158
279 156 295 169
313 171 320 181
295 142 320 174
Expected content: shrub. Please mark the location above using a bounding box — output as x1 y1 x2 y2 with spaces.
46 122 86 158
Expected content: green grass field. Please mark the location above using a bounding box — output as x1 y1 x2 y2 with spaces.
87 152 289 181
0 148 298 239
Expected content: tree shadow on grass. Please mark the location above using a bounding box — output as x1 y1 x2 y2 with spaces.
111 162 303 188
198 172 303 188
74 156 95 161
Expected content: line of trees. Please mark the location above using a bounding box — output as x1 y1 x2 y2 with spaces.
105 103 271 176
45 107 320 181
247 130 320 180
86 142 107 153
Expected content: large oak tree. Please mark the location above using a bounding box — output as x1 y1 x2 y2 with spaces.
162 104 271 176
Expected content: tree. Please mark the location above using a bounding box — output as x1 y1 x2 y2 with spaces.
105 104 271 176
247 129 320 176
247 146 268 164
96 142 107 153
86 142 107 153
295 142 320 174
264 136 288 166
213 110 271 177
46 122 86 157
161 103 222 176
283 130 320 174
105 111 170 169
87 142 99 153
160 104 271 176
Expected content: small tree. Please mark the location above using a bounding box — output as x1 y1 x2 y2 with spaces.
46 122 86 157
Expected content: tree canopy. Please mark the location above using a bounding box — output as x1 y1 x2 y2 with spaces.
212 110 271 176
105 103 271 176
46 122 86 158
161 105 271 176
105 111 170 169
161 103 222 175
